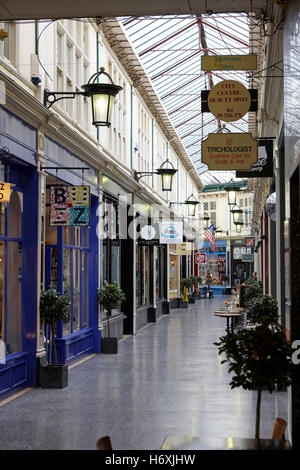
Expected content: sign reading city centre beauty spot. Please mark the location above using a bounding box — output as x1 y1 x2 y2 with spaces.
208 80 251 122
201 133 258 171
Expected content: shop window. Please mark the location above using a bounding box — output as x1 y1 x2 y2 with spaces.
135 244 151 307
155 247 162 300
0 241 4 344
144 246 150 305
136 244 141 307
101 196 121 312
0 190 23 354
198 244 227 285
7 190 22 238
45 185 90 336
169 254 179 299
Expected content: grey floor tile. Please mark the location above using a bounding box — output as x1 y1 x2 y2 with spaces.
0 296 288 450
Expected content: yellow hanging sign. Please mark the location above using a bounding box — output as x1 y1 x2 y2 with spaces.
208 80 251 122
201 133 258 171
0 182 15 202
201 55 257 71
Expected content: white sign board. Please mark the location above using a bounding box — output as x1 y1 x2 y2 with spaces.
160 221 183 244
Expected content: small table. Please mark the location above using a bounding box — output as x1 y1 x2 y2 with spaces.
214 311 241 334
161 436 291 450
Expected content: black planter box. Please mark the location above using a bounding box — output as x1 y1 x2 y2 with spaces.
188 296 195 304
101 337 118 354
39 364 68 389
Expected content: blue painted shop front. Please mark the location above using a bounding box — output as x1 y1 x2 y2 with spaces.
0 108 101 397
0 108 39 395
43 137 101 364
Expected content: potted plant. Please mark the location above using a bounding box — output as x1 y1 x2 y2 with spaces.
244 279 263 303
221 274 229 285
180 278 192 308
39 289 70 388
97 282 126 354
188 275 197 303
246 294 279 327
215 324 292 439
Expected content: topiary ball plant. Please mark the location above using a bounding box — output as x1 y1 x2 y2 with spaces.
40 289 70 365
246 294 279 327
215 324 292 439
97 282 126 337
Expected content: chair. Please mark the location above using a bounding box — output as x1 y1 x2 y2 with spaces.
96 436 113 450
272 418 287 440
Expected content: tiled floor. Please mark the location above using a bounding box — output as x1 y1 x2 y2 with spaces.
0 296 288 450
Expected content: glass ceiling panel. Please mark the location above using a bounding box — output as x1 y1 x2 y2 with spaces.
120 13 254 186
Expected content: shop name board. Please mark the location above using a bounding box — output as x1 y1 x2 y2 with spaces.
195 252 206 264
160 221 183 244
242 254 254 262
201 54 257 71
207 80 251 122
201 133 258 170
176 242 192 255
50 185 90 226
236 139 274 178
0 182 15 202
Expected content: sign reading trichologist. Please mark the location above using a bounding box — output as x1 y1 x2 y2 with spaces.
201 133 258 171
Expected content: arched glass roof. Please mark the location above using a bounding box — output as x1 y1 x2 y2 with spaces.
120 13 262 186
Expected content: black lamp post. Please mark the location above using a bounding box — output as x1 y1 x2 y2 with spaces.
133 158 177 192
44 67 123 128
169 193 199 217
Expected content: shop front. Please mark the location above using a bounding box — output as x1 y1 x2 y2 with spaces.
43 137 101 364
0 108 39 395
195 240 228 294
101 190 125 339
230 238 254 287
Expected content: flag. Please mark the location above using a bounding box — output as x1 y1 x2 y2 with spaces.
204 224 216 252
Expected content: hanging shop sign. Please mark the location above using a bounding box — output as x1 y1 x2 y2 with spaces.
201 133 258 170
201 54 257 71
160 221 183 244
207 80 251 122
245 237 255 247
138 224 160 245
50 185 90 226
195 252 206 264
176 242 193 255
265 192 276 221
236 139 274 178
0 182 15 202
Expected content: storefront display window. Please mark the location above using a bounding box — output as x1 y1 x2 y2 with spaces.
155 247 164 300
45 184 90 336
136 244 151 307
0 190 23 354
197 241 227 284
102 194 121 311
169 252 179 299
